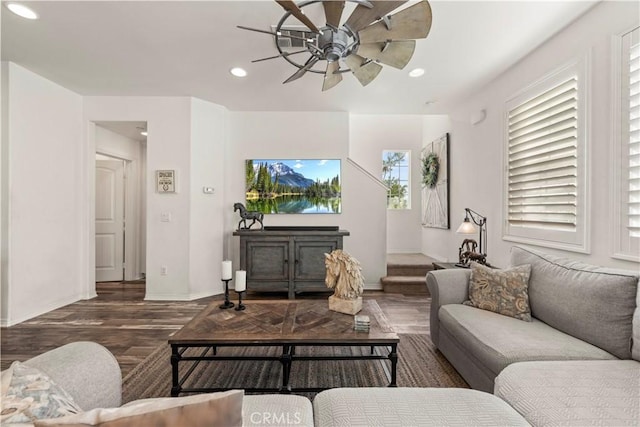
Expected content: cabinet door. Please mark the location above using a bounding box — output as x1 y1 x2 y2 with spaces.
294 238 340 281
245 239 290 282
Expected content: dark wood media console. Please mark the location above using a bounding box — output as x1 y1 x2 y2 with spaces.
233 226 350 299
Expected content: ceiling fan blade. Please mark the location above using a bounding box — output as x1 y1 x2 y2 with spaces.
344 54 383 87
237 25 312 43
275 0 320 33
323 1 345 28
322 61 343 91
357 40 415 69
358 1 433 44
345 1 407 33
252 49 309 63
283 57 319 84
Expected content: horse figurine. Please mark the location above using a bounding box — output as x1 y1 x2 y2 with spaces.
458 238 487 266
324 249 364 300
233 202 264 230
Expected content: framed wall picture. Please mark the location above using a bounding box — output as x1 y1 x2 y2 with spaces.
422 133 450 229
156 170 176 193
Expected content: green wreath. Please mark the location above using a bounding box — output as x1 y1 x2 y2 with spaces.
422 153 440 188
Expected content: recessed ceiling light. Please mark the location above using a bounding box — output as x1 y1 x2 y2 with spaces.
6 3 38 20
409 68 425 78
140 131 148 136
230 67 247 78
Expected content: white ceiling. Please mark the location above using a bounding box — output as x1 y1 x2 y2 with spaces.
95 121 147 142
1 0 598 114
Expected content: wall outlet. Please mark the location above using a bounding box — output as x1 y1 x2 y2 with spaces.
160 212 171 222
160 266 168 275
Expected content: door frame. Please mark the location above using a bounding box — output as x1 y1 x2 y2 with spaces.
91 122 145 284
81 121 147 299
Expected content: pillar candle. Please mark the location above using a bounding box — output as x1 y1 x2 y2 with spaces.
221 260 232 280
235 270 246 292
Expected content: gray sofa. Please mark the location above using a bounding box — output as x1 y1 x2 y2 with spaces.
427 245 640 426
14 341 314 426
8 245 638 426
10 342 531 426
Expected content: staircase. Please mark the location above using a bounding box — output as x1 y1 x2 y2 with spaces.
380 253 437 295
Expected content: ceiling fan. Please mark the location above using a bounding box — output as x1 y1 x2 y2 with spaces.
238 0 433 91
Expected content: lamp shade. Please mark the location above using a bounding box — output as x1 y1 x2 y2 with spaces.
456 218 477 234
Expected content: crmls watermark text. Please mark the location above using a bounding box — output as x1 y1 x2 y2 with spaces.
250 411 303 425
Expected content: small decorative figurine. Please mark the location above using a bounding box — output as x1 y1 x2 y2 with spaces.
325 249 365 315
233 202 264 230
457 238 487 267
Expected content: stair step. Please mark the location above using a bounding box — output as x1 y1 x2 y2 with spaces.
386 253 436 277
380 276 429 295
386 264 433 277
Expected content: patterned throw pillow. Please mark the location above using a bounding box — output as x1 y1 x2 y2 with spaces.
1 361 82 425
463 262 532 321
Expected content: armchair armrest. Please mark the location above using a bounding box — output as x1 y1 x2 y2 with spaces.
426 269 471 348
24 341 121 410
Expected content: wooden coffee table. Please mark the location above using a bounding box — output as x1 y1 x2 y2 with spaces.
168 298 399 396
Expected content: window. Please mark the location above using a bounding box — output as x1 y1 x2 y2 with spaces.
503 57 588 252
382 150 410 209
613 26 640 261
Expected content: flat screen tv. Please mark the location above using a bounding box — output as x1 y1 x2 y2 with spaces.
245 159 341 214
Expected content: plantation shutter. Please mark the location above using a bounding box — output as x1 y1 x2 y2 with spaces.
507 77 578 231
628 38 640 237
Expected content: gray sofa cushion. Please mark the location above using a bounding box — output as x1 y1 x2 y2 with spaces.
439 304 616 378
510 246 639 359
24 341 121 411
495 360 640 426
243 394 313 427
313 387 530 426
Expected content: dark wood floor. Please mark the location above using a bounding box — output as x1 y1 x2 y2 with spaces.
0 283 429 377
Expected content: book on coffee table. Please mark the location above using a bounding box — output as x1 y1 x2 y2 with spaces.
354 314 370 331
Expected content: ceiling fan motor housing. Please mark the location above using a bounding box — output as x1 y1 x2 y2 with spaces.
239 0 433 89
318 27 350 62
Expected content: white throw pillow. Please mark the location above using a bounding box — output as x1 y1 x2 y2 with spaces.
34 390 243 427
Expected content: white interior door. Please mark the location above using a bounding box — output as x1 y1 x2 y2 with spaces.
96 159 125 282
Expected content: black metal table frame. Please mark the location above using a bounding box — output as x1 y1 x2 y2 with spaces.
170 341 398 396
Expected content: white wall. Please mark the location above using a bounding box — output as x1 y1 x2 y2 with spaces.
189 98 228 298
420 115 453 261
1 62 83 326
95 125 145 280
349 114 424 253
0 0 4 327
423 1 640 270
1 62 9 323
84 97 193 299
84 96 229 300
225 112 387 286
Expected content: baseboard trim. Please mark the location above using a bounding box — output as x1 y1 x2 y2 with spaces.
1 293 81 327
144 290 216 301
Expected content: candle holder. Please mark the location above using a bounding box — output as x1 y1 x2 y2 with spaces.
219 279 235 309
234 290 246 311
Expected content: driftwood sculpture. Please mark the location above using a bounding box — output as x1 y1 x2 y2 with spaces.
233 202 264 230
325 249 364 315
